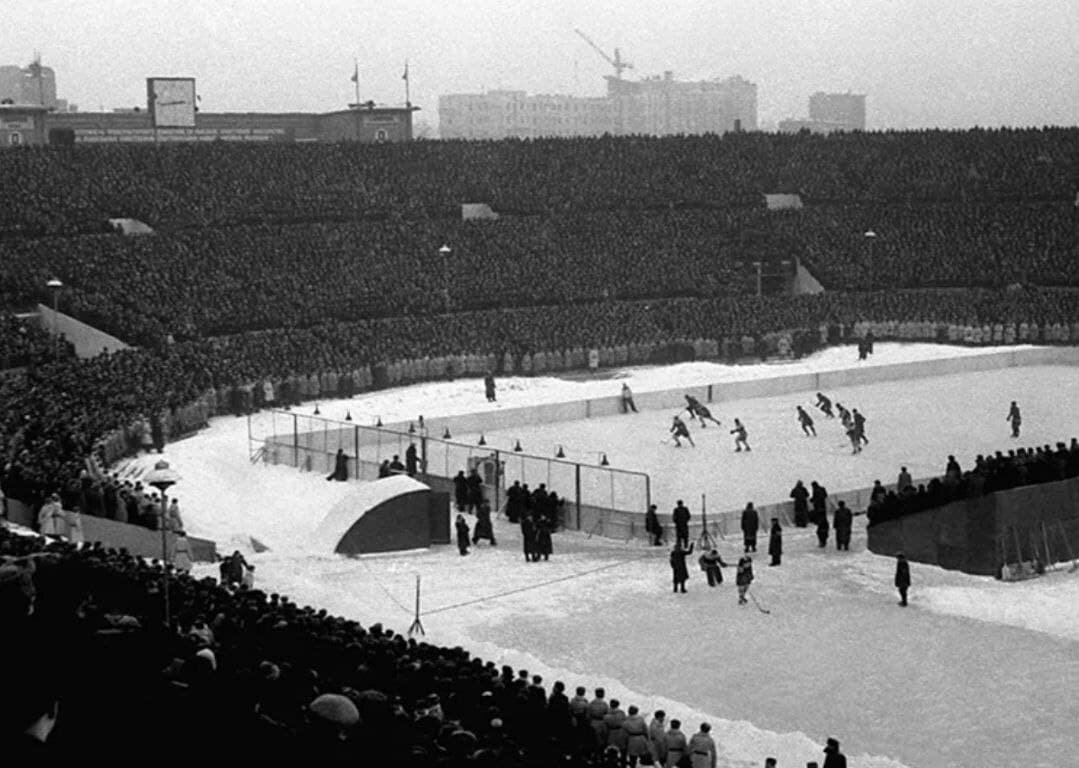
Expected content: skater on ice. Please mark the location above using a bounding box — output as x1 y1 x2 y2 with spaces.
796 405 817 436
852 409 868 445
1007 401 1022 438
730 418 751 452
455 514 471 555
698 548 728 587
684 394 721 428
472 501 497 547
815 392 835 417
670 415 695 447
835 402 851 426
484 371 497 402
620 383 638 413
846 423 862 454
735 555 754 605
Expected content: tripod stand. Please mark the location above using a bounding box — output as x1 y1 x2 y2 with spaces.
696 493 719 551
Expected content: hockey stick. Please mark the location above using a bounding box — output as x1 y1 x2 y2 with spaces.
748 590 771 615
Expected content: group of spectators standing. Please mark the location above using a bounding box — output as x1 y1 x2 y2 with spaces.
867 439 1079 526
2 524 855 765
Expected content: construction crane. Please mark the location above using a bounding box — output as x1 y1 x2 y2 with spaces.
574 28 633 80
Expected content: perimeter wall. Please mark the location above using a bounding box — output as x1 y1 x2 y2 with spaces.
258 346 1079 540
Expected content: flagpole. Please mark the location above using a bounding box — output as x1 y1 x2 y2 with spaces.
353 58 360 106
404 59 411 108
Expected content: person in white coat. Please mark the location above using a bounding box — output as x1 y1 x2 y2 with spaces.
172 530 193 573
38 494 67 537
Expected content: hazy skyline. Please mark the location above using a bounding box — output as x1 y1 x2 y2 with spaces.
4 0 1077 131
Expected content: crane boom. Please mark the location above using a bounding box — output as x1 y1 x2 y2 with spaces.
574 28 633 78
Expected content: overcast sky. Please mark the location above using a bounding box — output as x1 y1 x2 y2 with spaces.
4 0 1077 131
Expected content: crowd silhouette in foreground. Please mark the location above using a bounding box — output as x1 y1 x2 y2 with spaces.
0 525 853 766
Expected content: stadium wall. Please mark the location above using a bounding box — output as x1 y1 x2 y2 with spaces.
867 476 1079 576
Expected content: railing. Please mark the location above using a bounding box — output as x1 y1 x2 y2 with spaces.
248 410 652 530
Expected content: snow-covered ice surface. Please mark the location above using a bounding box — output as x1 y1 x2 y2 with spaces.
119 344 1079 768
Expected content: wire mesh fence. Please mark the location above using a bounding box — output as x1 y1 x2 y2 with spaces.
249 410 651 530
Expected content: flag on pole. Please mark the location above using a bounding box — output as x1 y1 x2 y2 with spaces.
402 61 409 81
350 62 359 83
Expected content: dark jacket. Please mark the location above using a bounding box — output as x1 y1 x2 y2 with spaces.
895 558 911 588
740 506 759 534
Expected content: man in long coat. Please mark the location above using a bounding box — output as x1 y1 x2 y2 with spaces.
895 553 911 606
768 518 782 566
669 541 694 593
740 502 759 553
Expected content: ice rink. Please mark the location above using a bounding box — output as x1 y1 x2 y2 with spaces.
118 344 1079 768
457 365 1079 515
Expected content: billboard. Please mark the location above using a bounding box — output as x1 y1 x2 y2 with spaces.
147 77 196 128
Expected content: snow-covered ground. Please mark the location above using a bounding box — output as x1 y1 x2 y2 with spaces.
118 343 1079 768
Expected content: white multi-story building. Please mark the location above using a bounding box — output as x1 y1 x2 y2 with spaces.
439 73 756 139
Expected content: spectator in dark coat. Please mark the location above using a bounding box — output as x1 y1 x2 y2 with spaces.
520 514 537 563
455 514 470 556
405 443 419 476
895 554 911 606
534 517 553 561
472 502 496 546
833 501 853 551
740 502 759 553
790 480 810 527
325 449 348 482
644 504 663 546
672 500 690 549
466 468 484 513
669 542 694 594
823 736 848 768
453 471 468 511
768 518 782 566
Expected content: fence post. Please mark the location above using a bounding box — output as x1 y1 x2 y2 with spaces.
354 424 360 479
645 474 651 515
292 412 299 468
575 463 582 529
494 449 502 513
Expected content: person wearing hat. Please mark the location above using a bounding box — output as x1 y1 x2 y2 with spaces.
302 693 359 758
687 721 716 768
37 494 67 538
895 554 911 607
822 736 847 767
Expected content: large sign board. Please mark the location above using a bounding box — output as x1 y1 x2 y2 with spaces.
147 77 196 128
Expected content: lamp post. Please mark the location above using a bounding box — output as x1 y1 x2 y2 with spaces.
146 460 181 630
46 277 62 357
751 261 763 298
864 231 877 292
439 244 452 312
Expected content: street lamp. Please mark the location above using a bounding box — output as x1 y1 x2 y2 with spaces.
46 278 62 357
438 244 452 311
864 231 877 292
146 460 181 630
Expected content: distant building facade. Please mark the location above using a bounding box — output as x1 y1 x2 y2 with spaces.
808 92 866 132
0 62 73 111
40 105 417 145
440 74 757 139
0 104 49 146
778 92 866 135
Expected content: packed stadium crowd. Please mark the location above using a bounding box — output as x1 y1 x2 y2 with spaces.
2 127 1074 236
4 525 849 766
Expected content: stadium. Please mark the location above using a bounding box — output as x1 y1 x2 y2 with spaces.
3 123 1079 768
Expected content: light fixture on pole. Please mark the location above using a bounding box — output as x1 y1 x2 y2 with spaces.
46 278 63 357
438 245 452 311
146 459 181 630
864 231 877 292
